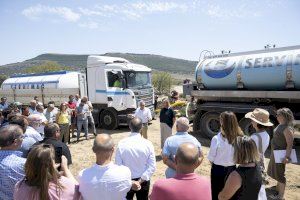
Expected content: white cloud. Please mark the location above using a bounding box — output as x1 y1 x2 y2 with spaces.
79 21 99 29
22 4 80 22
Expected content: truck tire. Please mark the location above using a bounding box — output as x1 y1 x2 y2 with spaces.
239 118 255 136
200 112 220 139
100 109 118 130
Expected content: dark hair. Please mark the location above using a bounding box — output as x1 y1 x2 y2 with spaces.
24 144 62 200
2 108 12 119
0 125 23 147
256 123 268 130
48 101 55 105
44 123 59 138
9 115 28 133
129 117 142 133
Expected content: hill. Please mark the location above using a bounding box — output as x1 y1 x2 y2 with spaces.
0 53 197 77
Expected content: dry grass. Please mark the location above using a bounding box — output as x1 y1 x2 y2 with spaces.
68 119 300 200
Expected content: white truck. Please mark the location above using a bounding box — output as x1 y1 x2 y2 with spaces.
1 56 155 129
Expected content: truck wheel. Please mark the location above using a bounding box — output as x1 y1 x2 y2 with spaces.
100 109 118 130
239 118 255 136
200 112 220 139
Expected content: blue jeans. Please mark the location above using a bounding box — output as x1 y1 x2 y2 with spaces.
77 119 88 140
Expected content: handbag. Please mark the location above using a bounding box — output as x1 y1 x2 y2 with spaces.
254 133 269 185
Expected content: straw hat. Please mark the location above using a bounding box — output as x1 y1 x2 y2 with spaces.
245 108 273 126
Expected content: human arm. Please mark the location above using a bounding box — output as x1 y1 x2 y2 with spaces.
115 146 123 165
162 141 176 170
140 144 156 182
207 136 218 164
61 156 78 184
283 127 294 164
218 171 242 200
147 109 152 122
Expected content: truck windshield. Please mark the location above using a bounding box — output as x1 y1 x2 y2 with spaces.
125 72 151 88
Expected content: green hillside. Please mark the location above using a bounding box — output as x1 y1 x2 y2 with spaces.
0 53 197 76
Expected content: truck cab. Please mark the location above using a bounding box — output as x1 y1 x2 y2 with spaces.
87 56 154 129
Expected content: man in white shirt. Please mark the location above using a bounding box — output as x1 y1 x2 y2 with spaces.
24 114 43 142
78 134 140 200
134 101 152 139
82 96 96 136
28 100 38 115
115 117 156 200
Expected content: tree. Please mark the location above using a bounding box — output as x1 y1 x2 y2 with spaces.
152 71 172 94
0 74 8 86
25 61 72 73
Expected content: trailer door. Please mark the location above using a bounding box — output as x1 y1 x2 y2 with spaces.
79 74 87 97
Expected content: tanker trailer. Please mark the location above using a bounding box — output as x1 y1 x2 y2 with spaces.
187 45 300 139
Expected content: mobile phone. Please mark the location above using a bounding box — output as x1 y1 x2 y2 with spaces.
55 147 63 170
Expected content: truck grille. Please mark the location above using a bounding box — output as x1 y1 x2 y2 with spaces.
135 88 154 107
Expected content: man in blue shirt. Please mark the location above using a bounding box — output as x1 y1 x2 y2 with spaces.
0 97 9 111
0 125 26 199
162 117 202 178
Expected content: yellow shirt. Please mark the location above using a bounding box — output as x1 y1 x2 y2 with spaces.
57 111 69 124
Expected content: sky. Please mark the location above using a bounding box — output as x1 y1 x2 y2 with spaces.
0 0 300 65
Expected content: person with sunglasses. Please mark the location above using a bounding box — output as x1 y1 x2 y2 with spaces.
0 125 26 200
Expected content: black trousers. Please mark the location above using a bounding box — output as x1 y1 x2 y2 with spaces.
211 163 236 200
126 178 150 200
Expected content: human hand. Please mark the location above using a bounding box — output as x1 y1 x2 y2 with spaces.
60 156 68 171
282 157 290 164
132 181 141 191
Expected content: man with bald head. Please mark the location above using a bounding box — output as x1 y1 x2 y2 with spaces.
0 125 26 199
78 134 138 200
115 117 156 200
151 143 211 200
162 117 201 178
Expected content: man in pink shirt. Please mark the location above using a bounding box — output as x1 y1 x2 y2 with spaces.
150 143 211 200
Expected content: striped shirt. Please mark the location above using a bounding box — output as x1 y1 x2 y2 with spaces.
0 150 26 200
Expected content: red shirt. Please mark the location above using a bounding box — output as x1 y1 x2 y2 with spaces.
150 173 211 200
68 102 76 116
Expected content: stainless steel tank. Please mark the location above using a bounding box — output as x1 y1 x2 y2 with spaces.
196 46 300 90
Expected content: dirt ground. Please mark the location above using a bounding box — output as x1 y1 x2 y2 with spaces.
69 118 300 200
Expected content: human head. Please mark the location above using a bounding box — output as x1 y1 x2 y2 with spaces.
220 111 243 144
75 94 80 100
9 115 29 133
176 117 190 132
34 96 39 102
22 106 30 116
81 96 88 102
44 123 60 139
59 103 67 111
27 114 42 129
139 101 145 109
1 97 7 104
30 100 37 108
36 105 44 113
233 136 259 165
24 144 61 200
175 143 202 174
245 108 273 131
81 97 87 104
69 95 74 102
47 102 55 111
162 99 170 108
276 108 294 126
129 117 142 133
92 134 114 161
0 125 24 149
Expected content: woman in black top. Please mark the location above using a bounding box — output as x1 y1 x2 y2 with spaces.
218 136 262 200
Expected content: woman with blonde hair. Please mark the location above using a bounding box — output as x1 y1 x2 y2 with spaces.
267 108 295 200
14 144 80 200
207 111 243 200
218 136 262 200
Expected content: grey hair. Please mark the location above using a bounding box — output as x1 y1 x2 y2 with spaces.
176 117 190 132
92 134 114 153
0 125 23 147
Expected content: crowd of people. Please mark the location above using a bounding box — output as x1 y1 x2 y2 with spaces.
0 95 296 200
